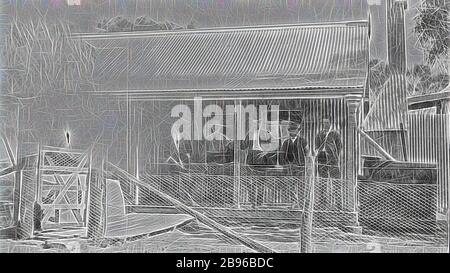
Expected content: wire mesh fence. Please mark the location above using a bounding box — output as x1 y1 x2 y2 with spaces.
137 170 347 212
42 149 88 168
358 179 447 243
4 151 447 252
109 161 449 252
137 163 351 210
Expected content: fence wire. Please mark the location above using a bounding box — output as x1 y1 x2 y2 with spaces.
108 162 449 252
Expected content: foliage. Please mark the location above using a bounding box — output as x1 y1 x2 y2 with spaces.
406 64 449 96
414 0 450 66
97 16 186 32
369 59 448 98
97 16 134 32
2 19 95 96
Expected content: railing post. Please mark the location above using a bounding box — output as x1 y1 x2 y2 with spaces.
301 155 316 253
345 99 360 212
233 99 242 208
233 145 241 208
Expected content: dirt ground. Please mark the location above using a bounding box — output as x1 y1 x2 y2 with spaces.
1 222 447 253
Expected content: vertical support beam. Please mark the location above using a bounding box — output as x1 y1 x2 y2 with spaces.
83 149 93 227
12 170 22 227
447 208 450 254
233 100 242 208
12 106 22 227
35 145 42 205
12 104 25 231
135 107 141 205
127 102 140 204
345 99 360 213
300 156 316 253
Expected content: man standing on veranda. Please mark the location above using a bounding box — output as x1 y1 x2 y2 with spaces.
315 117 342 211
280 121 309 208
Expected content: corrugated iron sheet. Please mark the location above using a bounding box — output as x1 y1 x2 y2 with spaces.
363 73 408 131
78 22 369 95
409 113 450 213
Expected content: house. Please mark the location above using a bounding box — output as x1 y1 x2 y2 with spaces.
73 20 370 212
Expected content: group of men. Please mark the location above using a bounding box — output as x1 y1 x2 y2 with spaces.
174 117 343 210
279 117 343 210
280 118 342 179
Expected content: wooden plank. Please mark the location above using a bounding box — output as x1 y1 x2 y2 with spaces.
40 166 89 173
125 205 357 226
41 146 86 154
0 165 15 177
0 131 16 166
357 128 397 161
40 204 86 209
53 175 84 224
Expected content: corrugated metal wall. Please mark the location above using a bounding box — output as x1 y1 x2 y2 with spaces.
363 73 408 131
361 131 405 160
408 113 450 213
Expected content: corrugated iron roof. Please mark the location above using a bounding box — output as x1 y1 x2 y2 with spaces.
77 21 369 98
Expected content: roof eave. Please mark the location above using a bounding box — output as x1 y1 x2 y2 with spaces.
86 85 365 101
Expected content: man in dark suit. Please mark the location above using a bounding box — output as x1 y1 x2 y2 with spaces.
280 122 309 167
279 122 309 207
315 117 342 210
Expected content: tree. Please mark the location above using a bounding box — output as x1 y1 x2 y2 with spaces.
429 73 450 92
2 19 95 97
100 16 134 32
406 64 449 95
97 16 185 32
407 64 432 96
414 0 450 66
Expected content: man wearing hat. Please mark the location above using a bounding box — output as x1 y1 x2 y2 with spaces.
279 121 309 208
280 121 309 167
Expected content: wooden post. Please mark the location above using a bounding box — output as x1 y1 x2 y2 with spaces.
127 102 140 205
345 99 360 212
233 100 242 208
447 208 450 254
16 156 38 239
3 130 22 228
300 156 315 253
400 123 408 162
35 145 42 207
83 150 93 227
12 169 22 227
